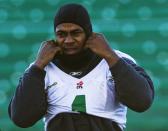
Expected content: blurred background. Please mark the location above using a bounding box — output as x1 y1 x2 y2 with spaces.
0 0 168 130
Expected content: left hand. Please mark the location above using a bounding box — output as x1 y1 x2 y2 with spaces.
85 33 120 67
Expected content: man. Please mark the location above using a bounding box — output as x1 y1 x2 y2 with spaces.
9 3 154 131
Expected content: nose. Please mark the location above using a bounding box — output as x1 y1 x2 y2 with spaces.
64 34 74 43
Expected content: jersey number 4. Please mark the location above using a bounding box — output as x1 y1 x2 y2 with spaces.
72 95 86 112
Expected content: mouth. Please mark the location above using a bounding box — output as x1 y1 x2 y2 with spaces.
63 47 79 55
63 47 77 50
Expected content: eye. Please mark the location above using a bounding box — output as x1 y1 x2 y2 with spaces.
56 31 67 38
71 30 84 37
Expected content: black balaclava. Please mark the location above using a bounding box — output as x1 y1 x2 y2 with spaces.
53 3 93 70
54 3 92 39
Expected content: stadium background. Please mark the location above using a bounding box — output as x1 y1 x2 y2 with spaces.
0 0 168 130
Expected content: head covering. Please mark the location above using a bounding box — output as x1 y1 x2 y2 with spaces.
54 3 92 38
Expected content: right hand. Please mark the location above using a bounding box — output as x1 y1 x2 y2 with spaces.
34 40 62 69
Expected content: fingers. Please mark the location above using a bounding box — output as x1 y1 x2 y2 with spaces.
38 40 62 54
85 33 97 49
88 32 104 40
40 40 59 49
86 32 103 42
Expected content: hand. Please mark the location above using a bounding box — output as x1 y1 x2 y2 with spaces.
34 40 62 69
85 33 120 67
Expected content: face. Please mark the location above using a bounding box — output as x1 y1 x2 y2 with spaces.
55 23 86 55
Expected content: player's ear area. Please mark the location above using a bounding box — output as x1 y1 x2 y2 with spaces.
84 32 96 49
86 32 100 41
53 39 59 46
84 32 93 49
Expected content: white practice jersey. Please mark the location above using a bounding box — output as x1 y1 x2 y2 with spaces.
43 50 136 129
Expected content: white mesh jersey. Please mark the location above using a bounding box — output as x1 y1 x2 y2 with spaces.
43 50 136 129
